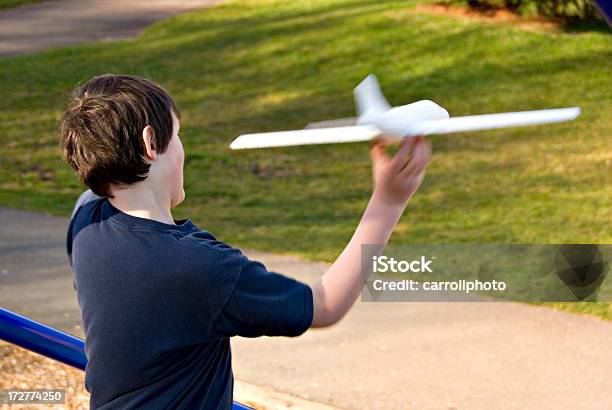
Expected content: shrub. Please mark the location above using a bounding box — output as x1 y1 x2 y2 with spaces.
461 0 603 21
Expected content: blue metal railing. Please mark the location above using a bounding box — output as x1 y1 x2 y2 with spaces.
0 307 87 369
0 307 252 410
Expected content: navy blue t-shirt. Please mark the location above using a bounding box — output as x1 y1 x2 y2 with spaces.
67 191 313 409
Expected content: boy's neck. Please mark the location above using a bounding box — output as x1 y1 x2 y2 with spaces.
108 185 175 225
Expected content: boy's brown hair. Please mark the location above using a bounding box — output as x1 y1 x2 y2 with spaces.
59 74 181 197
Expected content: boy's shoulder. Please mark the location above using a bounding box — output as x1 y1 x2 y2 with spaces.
70 189 102 219
67 190 246 270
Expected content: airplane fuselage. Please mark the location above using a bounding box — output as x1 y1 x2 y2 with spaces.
357 100 449 138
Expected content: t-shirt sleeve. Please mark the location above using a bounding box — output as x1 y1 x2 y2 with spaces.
213 256 313 338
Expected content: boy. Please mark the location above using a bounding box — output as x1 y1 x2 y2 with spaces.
60 74 431 409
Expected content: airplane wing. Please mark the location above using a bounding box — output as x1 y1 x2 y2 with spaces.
229 125 382 150
305 117 357 129
229 107 580 150
403 107 581 137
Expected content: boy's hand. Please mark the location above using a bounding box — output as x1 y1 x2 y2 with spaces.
369 136 431 208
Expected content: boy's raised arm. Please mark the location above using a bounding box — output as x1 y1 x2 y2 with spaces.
311 136 431 327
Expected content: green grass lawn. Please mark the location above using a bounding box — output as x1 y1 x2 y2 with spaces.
0 0 610 319
0 0 46 10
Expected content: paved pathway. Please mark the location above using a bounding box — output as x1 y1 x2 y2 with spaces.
1 206 611 409
0 0 222 57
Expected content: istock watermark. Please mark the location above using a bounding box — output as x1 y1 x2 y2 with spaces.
360 244 611 302
372 255 434 273
371 278 507 293
0 389 65 404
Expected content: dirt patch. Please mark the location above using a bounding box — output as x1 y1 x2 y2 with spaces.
413 3 563 33
0 341 89 409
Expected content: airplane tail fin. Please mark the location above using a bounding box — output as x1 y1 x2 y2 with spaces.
353 74 391 119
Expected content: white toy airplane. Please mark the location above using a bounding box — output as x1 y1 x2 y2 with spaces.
229 74 580 150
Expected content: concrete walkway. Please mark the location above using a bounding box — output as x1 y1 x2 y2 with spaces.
1 206 611 409
0 0 222 57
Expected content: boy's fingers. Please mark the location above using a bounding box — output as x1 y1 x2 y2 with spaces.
415 140 432 176
401 137 431 177
398 137 423 174
412 138 432 175
389 137 417 172
369 140 388 164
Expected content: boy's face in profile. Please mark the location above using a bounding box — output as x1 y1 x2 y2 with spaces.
156 111 185 209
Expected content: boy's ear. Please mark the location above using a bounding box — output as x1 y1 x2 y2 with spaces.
142 125 157 160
